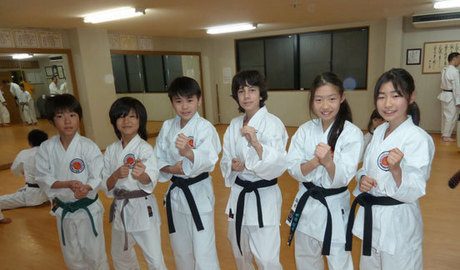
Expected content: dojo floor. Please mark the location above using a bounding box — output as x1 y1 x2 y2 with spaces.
0 120 459 269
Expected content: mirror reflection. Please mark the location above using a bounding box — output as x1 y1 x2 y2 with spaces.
0 52 74 125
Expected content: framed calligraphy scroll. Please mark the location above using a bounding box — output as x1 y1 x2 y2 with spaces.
423 40 460 74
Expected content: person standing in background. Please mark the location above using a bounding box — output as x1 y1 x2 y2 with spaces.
0 87 10 126
438 52 460 142
49 75 62 96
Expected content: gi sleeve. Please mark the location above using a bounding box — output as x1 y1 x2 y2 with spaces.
287 127 313 182
85 144 104 191
101 146 115 196
154 122 173 183
35 143 59 198
11 150 25 177
326 127 364 188
136 143 156 193
220 124 239 187
386 133 435 202
182 124 221 178
243 120 288 180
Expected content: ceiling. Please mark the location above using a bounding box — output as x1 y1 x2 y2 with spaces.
0 0 440 38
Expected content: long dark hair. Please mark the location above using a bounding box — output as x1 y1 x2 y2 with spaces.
374 68 420 126
109 97 148 140
310 72 352 151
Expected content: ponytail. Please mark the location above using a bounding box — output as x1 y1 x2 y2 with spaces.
328 100 352 151
408 102 420 126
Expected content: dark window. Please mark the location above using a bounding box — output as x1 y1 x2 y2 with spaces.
111 54 128 93
264 35 297 89
236 27 369 90
125 55 145 93
236 39 265 75
163 55 183 88
331 29 368 90
299 32 332 89
144 55 166 92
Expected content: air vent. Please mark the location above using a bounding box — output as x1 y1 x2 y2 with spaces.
412 11 460 28
49 56 63 62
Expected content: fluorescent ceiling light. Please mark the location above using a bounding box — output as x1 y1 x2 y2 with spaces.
12 53 33 60
207 23 257 35
434 0 460 9
83 7 145 24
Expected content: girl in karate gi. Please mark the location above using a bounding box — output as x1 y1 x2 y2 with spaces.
103 97 167 270
346 68 435 270
221 70 288 270
286 72 363 270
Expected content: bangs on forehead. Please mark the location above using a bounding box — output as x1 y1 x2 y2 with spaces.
116 105 138 119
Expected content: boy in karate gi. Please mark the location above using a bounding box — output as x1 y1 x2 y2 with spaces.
154 76 221 270
35 94 109 270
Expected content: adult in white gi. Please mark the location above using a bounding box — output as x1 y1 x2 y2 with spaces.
0 89 10 126
49 76 63 95
438 52 460 142
103 134 167 270
286 119 363 270
17 88 37 125
36 133 109 270
0 135 49 216
155 112 221 270
221 70 288 270
3 80 25 123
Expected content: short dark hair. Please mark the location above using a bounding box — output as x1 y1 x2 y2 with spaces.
45 94 82 122
28 129 48 147
168 76 202 100
448 52 460 62
109 97 148 140
231 70 268 113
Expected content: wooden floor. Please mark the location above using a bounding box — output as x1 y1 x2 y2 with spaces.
0 122 459 270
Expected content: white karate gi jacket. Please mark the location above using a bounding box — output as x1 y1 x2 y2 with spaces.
11 147 48 205
35 133 104 217
352 117 435 255
287 119 363 243
221 106 288 226
102 135 160 231
154 112 221 214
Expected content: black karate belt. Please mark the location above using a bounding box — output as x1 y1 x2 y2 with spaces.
287 182 348 255
52 194 99 246
234 177 278 254
109 189 150 251
345 192 404 256
166 172 209 234
442 89 453 92
26 182 40 188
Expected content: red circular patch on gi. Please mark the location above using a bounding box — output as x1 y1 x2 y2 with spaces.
377 151 390 171
188 136 195 148
69 158 85 174
123 153 136 168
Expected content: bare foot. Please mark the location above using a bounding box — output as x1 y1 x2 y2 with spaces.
0 218 12 224
442 137 456 142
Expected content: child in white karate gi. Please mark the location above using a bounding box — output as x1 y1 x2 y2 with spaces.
103 97 167 270
154 76 221 270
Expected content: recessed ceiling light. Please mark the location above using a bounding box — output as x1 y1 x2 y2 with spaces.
12 53 33 60
83 7 145 24
206 23 257 35
434 0 460 9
